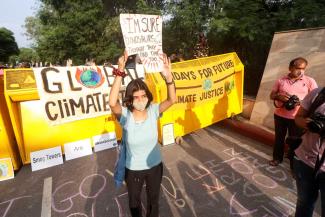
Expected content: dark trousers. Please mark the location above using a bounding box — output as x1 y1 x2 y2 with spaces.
273 114 303 163
294 158 325 217
125 162 163 217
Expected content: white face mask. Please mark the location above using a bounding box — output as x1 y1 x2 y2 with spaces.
133 98 148 111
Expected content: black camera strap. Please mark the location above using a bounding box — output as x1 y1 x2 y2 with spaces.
310 87 325 177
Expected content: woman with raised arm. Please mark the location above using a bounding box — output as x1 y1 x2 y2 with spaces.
109 52 176 217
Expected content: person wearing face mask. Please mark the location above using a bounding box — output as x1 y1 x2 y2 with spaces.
269 57 317 167
109 51 176 217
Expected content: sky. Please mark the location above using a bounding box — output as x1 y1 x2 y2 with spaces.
0 0 39 48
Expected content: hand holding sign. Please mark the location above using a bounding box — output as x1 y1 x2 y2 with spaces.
161 53 173 82
118 51 128 72
119 13 163 73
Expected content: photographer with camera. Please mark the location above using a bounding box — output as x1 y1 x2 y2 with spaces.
269 57 317 167
294 87 325 217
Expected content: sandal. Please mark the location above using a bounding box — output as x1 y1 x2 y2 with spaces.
269 160 281 166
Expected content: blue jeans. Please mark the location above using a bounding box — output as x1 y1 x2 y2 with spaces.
294 158 325 217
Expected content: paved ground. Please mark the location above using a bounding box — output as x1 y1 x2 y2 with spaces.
0 123 321 217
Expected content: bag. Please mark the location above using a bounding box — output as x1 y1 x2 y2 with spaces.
113 109 130 188
114 139 126 188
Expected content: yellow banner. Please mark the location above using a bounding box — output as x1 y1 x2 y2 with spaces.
172 54 236 110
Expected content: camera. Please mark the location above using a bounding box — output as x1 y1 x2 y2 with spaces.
284 95 300 110
307 112 325 136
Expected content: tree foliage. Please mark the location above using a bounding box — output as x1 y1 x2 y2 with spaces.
205 0 325 95
25 0 162 65
24 0 325 95
0 27 19 62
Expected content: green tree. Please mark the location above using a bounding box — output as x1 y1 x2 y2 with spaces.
0 27 19 62
163 0 325 95
163 0 206 58
206 0 325 95
8 48 39 67
25 0 325 95
25 0 109 65
19 48 39 62
25 0 163 65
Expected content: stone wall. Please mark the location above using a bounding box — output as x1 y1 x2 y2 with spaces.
250 27 325 129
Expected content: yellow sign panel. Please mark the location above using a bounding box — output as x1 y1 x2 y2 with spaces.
19 100 121 162
3 54 243 164
5 69 37 90
3 67 142 164
146 52 244 139
0 158 14 181
0 74 21 170
171 53 236 110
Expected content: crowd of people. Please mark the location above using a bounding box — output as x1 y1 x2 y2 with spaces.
267 57 324 217
1 49 324 217
106 52 324 217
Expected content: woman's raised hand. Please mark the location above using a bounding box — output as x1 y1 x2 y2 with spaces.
118 51 128 72
161 53 173 82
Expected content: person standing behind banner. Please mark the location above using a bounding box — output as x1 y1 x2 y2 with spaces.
294 87 325 217
269 57 317 167
109 52 176 217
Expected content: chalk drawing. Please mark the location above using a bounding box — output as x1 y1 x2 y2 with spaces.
273 196 296 214
231 161 254 175
52 174 107 213
0 196 32 217
259 205 280 217
161 176 185 208
79 174 106 199
52 181 79 213
220 172 241 186
66 213 88 217
243 182 264 198
265 166 287 181
252 174 278 189
202 178 226 194
114 197 124 217
229 193 258 216
185 165 211 180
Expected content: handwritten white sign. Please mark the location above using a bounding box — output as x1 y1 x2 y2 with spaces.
30 146 63 171
64 139 93 161
162 123 175 146
93 132 118 152
120 13 163 73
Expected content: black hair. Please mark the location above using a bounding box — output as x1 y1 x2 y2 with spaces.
123 78 153 111
289 57 308 68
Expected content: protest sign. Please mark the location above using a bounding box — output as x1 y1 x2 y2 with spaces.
171 54 236 110
33 66 144 125
120 13 163 73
